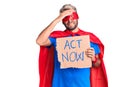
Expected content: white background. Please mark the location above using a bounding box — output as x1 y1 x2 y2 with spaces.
0 0 120 87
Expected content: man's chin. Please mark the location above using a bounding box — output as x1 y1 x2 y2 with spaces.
67 29 75 31
64 22 78 31
66 27 76 31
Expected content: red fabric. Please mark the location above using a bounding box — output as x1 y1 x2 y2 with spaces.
62 12 79 22
39 29 108 87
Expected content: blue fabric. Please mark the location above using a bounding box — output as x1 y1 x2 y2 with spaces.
49 37 100 87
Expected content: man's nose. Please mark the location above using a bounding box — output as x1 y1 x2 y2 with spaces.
68 16 73 23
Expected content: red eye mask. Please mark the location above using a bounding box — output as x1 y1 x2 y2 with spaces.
62 12 79 22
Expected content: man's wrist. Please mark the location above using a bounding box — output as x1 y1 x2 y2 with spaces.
92 57 97 64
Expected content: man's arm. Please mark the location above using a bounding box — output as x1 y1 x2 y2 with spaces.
36 18 60 46
86 48 101 67
92 54 101 67
36 9 74 46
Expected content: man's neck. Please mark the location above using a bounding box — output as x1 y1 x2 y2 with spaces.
71 27 79 33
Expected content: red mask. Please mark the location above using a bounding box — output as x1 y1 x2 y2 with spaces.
62 12 79 22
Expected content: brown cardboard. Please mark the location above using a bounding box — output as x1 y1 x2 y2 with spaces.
56 35 92 68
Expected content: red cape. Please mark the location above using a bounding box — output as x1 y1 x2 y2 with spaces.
39 29 108 87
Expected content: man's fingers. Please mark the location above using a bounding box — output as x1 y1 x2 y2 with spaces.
86 54 94 58
85 48 95 59
62 9 75 16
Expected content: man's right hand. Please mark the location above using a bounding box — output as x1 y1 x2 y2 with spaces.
56 9 75 22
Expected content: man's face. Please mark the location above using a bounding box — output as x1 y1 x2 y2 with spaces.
62 12 79 30
63 19 78 30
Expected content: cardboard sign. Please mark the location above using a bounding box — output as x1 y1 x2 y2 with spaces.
56 35 92 68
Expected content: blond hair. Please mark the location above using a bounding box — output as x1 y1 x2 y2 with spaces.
60 4 77 13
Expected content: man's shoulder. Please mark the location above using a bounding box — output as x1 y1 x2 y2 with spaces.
80 29 95 36
50 30 69 38
79 29 102 44
51 30 64 34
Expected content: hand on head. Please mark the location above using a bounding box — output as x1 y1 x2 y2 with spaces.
58 9 75 21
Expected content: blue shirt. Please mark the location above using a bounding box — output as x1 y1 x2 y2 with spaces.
49 37 100 87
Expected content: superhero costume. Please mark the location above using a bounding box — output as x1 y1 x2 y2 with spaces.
38 29 108 87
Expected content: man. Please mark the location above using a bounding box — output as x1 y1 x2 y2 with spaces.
36 4 108 87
